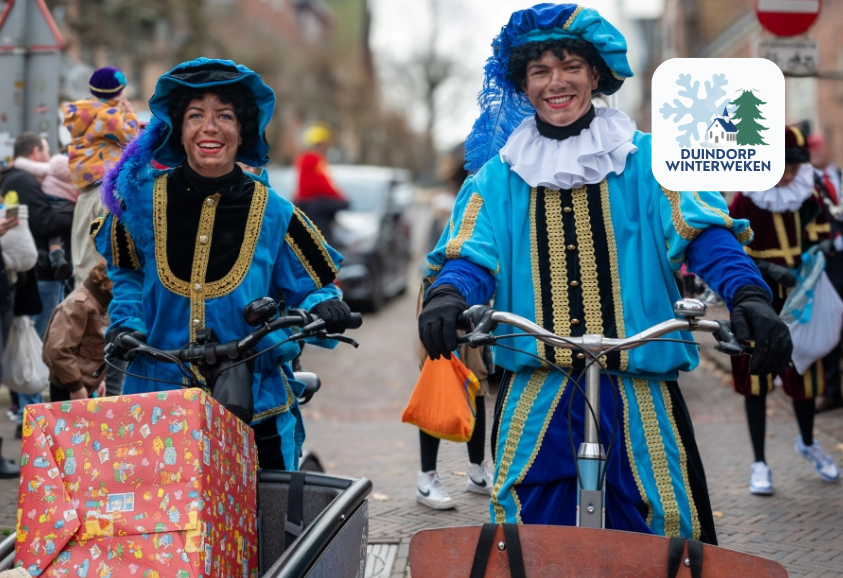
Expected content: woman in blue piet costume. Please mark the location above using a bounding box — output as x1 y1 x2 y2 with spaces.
94 58 352 471
419 4 793 542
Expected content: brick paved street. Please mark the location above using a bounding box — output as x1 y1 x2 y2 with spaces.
0 291 841 576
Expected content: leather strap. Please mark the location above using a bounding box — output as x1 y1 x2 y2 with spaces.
687 539 704 578
667 537 686 578
502 524 526 578
284 472 306 549
469 523 498 578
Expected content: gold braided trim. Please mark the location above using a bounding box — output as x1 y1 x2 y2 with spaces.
285 234 322 288
252 373 296 423
126 232 141 269
743 246 801 260
89 212 107 246
529 188 547 362
618 377 652 526
511 490 524 525
600 180 628 371
660 382 700 540
661 187 701 241
693 191 733 229
772 213 797 266
633 378 682 537
446 193 484 260
571 186 603 339
449 215 455 237
427 263 443 272
544 189 572 367
805 221 830 241
110 214 120 267
492 372 514 522
611 69 626 81
562 5 583 29
153 175 269 300
513 375 568 493
492 368 548 523
187 193 221 342
292 208 338 277
736 227 753 245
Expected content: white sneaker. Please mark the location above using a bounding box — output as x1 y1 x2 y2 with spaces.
795 435 841 482
749 461 773 495
416 471 456 510
466 462 493 495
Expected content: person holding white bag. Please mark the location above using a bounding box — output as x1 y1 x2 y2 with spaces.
0 201 38 477
729 125 841 495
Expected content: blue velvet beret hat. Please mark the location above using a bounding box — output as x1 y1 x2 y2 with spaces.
464 3 632 173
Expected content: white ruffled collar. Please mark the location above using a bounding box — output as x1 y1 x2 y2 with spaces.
743 163 815 212
499 107 638 190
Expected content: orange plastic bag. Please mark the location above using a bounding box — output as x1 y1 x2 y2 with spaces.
402 355 480 442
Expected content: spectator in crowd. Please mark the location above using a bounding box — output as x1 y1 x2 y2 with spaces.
63 66 139 288
810 131 843 412
13 153 78 280
293 124 348 246
730 125 840 495
41 261 111 402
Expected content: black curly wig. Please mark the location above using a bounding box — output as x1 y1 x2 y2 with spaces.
508 38 612 94
165 83 260 161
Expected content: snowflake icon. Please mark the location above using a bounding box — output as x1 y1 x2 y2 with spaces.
659 73 733 147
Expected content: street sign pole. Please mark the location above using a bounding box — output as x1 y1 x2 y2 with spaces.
0 0 64 164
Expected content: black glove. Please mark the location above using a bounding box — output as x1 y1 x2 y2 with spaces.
755 260 796 288
310 299 352 333
731 285 792 375
817 238 833 257
104 327 148 362
418 284 468 360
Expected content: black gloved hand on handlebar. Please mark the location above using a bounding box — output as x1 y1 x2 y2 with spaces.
310 299 353 333
418 284 468 360
731 285 792 375
104 326 148 361
755 260 796 289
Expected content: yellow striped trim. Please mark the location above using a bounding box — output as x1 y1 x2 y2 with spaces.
285 234 322 288
806 221 830 241
529 188 547 363
446 193 483 259
492 372 515 522
572 186 603 338
427 263 443 272
634 378 682 537
618 377 652 526
660 382 701 540
772 213 796 266
544 190 572 367
492 368 548 523
744 245 801 260
661 187 701 241
292 208 339 277
600 180 628 371
562 6 583 29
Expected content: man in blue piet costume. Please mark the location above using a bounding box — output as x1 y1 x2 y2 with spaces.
93 58 353 471
419 4 793 542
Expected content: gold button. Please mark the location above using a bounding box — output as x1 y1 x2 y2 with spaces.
205 197 215 207
571 319 580 325
193 283 202 292
563 206 573 213
192 319 201 327
199 235 209 245
577 353 585 359
567 244 576 251
570 280 579 287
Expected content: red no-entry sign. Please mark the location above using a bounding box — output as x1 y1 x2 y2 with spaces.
756 0 821 36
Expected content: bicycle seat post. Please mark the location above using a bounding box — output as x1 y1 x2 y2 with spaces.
577 333 607 530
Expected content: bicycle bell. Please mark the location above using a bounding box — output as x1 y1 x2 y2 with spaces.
673 298 707 318
244 297 279 326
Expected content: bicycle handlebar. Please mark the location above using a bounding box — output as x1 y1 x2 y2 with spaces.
457 303 751 357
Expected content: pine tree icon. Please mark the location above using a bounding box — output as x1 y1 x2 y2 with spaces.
732 89 768 146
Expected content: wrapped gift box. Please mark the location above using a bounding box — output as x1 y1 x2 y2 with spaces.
15 388 258 578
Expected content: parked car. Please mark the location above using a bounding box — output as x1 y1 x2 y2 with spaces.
265 164 413 311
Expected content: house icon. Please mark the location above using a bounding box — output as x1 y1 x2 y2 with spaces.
703 106 737 147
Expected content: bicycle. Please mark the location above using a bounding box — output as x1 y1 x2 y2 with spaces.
410 298 788 578
0 297 373 578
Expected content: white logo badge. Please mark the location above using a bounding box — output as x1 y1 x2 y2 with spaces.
651 58 785 192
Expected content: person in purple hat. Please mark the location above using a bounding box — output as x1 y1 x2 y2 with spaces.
63 66 140 295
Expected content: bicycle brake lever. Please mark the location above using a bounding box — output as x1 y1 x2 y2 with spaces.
324 333 359 348
712 319 754 356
